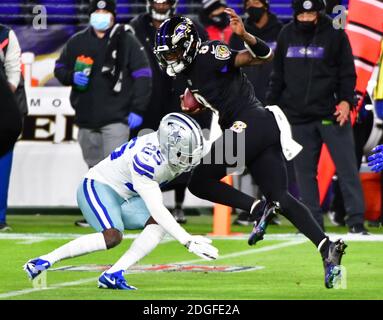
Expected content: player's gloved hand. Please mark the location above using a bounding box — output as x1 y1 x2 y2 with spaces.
368 145 383 173
126 112 143 129
73 71 89 86
185 235 219 261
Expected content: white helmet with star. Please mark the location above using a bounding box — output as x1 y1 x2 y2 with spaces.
157 112 204 172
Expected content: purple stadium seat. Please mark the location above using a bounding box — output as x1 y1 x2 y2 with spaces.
0 0 24 24
39 0 78 23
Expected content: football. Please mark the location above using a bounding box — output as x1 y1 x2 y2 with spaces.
181 88 205 114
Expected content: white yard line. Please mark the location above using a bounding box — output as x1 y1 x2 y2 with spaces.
0 239 306 299
210 233 383 242
2 232 383 242
16 239 47 245
0 277 98 299
176 239 307 265
0 233 140 240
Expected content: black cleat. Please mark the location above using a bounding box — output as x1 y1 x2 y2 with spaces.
367 220 381 228
348 224 369 235
75 219 90 228
173 208 187 224
233 211 252 226
323 239 347 289
248 201 280 246
328 211 346 227
0 223 12 232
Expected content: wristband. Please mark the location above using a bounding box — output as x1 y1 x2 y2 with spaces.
244 37 272 59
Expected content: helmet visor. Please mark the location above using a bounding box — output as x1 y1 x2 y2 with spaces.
163 47 184 62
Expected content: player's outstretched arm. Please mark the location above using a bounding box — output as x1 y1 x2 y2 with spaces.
224 7 273 67
368 145 383 173
132 173 219 260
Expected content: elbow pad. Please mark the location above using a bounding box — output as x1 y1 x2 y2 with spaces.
244 37 272 59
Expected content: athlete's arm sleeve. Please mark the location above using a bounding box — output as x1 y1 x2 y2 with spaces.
131 171 191 245
4 30 21 88
229 33 245 51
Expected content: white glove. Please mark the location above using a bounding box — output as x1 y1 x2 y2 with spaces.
185 235 219 261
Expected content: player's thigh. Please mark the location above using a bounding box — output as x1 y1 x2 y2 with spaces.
196 133 236 179
248 144 289 201
77 178 125 232
120 196 151 230
78 128 104 167
192 161 228 184
161 171 191 191
101 123 130 158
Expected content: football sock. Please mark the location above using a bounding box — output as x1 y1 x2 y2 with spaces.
250 199 263 215
175 185 186 208
107 224 166 274
175 202 182 210
40 233 107 265
277 193 327 247
318 237 330 259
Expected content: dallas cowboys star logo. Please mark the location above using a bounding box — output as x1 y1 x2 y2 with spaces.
169 130 182 143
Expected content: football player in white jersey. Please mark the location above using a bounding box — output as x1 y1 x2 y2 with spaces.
24 113 219 290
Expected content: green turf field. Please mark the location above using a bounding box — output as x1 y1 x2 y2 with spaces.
1 214 383 300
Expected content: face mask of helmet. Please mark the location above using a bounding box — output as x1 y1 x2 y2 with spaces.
209 12 230 29
155 47 188 76
90 12 112 31
167 144 203 171
157 114 204 172
147 0 177 21
166 47 188 76
246 6 266 23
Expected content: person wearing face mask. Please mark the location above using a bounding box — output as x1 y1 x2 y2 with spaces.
129 1 208 224
199 0 232 43
54 0 152 228
230 0 282 105
266 0 368 234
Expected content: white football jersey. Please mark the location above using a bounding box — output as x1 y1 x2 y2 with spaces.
85 132 182 200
